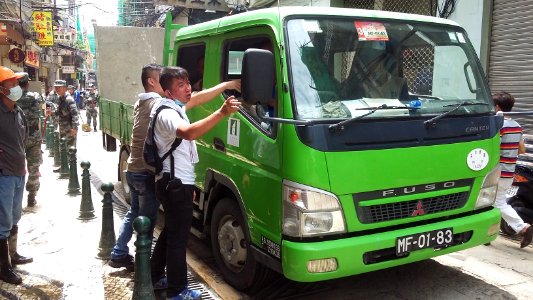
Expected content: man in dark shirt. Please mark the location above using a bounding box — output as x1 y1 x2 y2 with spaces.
0 66 30 285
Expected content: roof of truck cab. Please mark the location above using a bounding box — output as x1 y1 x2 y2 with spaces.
175 6 461 40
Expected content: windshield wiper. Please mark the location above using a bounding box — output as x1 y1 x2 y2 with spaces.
424 101 488 128
329 104 413 132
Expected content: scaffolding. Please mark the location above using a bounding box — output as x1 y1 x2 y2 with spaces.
118 0 157 27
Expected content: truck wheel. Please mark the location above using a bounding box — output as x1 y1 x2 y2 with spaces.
119 147 131 204
210 198 271 291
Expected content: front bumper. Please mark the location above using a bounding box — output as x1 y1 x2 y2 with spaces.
281 207 500 282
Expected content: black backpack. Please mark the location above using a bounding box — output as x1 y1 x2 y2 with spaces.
143 105 182 175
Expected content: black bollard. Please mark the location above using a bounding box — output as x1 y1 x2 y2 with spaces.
97 183 116 260
59 137 69 178
47 119 54 157
53 131 60 166
68 147 81 195
78 161 96 220
132 217 155 300
44 118 50 150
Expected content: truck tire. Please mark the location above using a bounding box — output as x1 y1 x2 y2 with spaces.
119 147 131 204
210 198 271 292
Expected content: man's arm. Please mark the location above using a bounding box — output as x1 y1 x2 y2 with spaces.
177 96 241 140
519 139 526 155
186 80 241 110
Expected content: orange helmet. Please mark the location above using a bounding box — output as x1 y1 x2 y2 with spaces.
0 66 24 83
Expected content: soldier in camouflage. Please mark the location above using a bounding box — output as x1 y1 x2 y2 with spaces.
85 94 98 132
52 80 79 173
16 73 44 207
46 86 59 131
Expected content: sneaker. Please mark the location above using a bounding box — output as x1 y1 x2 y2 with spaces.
153 276 167 290
167 287 202 300
108 254 134 271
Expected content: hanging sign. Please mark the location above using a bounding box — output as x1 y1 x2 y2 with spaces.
32 11 54 46
8 48 25 63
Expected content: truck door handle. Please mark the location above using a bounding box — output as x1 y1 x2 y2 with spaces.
213 137 225 152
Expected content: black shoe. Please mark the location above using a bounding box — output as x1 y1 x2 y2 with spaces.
53 168 60 173
11 252 33 265
109 254 134 271
0 267 22 285
94 127 97 132
520 226 533 248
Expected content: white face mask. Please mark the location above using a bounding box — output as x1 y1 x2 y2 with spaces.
4 85 23 102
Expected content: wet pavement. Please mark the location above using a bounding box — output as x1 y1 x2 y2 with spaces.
0 122 219 299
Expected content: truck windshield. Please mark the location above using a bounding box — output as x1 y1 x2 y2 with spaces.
286 18 493 120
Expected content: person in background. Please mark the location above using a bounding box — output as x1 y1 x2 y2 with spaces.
85 94 98 132
492 91 532 248
16 73 43 208
0 67 32 285
192 56 204 92
46 86 59 131
109 64 164 271
150 66 240 300
73 86 81 110
53 80 79 149
67 85 76 104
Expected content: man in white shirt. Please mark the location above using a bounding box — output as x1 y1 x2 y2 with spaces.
150 66 240 300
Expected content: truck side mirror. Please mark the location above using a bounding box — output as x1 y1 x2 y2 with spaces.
242 48 275 105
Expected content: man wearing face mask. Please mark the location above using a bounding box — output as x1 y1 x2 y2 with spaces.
149 66 241 300
0 66 29 285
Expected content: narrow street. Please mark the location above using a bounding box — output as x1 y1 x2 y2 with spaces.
1 122 532 299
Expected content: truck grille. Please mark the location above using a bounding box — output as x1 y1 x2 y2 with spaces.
357 192 469 224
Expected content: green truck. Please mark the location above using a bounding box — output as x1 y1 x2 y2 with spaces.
98 7 502 292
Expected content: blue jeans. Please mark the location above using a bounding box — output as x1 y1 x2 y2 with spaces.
111 171 159 259
0 175 25 239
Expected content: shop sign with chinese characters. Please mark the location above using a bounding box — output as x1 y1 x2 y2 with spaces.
32 11 54 46
8 48 25 63
62 65 75 74
25 50 40 68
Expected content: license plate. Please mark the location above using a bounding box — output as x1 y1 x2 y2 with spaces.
396 228 453 255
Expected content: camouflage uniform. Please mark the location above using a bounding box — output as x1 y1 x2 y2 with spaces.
55 93 80 148
46 91 59 131
85 96 98 130
17 90 44 200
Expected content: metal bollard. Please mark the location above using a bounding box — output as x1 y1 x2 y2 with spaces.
47 119 54 157
53 131 60 166
68 147 81 195
78 161 96 220
59 137 69 178
44 118 50 150
97 182 116 260
132 217 155 300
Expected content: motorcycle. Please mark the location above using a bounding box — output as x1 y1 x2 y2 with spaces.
500 163 533 235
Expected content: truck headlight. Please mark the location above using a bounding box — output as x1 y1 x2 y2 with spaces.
282 180 346 237
475 166 501 209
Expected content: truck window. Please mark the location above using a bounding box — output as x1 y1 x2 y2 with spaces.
177 43 206 92
223 36 277 135
286 18 492 120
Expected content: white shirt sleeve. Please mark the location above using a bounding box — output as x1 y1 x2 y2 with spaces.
156 108 188 137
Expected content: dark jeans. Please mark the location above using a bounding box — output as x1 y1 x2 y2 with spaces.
111 171 159 259
151 173 194 297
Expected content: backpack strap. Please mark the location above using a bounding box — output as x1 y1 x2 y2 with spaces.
151 105 183 178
